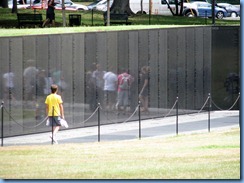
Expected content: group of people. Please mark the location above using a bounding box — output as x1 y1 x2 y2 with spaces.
45 63 150 144
2 60 150 144
86 63 150 114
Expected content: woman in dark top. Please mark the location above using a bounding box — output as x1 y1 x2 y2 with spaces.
42 0 56 27
139 66 150 112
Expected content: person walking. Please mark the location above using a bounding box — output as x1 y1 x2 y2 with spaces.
45 84 64 144
42 0 56 27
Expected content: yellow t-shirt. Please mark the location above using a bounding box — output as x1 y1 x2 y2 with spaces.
45 93 63 116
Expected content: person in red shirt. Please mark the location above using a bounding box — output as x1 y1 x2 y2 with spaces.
116 69 134 114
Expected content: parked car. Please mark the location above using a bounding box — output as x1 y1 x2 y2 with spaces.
31 0 88 11
94 0 113 11
186 2 229 19
217 3 240 17
8 0 37 9
55 0 88 11
182 0 210 2
87 0 102 10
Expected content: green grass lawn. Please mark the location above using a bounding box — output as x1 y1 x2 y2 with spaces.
0 128 240 179
0 8 240 179
0 7 240 37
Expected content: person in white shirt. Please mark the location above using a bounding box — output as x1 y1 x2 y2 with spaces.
23 59 38 101
103 68 117 111
3 71 15 101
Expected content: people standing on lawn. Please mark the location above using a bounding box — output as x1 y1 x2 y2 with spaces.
45 84 65 144
42 0 56 27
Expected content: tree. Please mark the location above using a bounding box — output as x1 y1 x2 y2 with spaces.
12 0 18 13
163 0 184 16
140 0 143 14
110 0 133 15
1 0 9 8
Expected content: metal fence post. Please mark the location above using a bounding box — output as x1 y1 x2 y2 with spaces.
176 97 179 135
98 103 100 142
138 100 141 140
92 9 94 26
239 92 240 128
51 106 54 145
208 93 211 132
1 101 4 147
205 11 207 25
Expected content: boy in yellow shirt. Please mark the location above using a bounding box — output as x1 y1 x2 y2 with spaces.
45 84 64 144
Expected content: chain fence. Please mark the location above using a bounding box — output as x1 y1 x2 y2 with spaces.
1 92 240 146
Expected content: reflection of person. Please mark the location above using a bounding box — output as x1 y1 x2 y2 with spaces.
139 66 150 113
116 69 134 114
45 84 65 144
86 63 97 111
23 59 38 101
92 64 105 107
3 70 15 102
42 0 56 27
103 68 117 111
52 70 67 93
36 69 47 120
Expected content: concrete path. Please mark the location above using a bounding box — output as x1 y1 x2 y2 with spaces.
3 110 239 146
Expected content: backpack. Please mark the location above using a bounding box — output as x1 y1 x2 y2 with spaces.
119 74 130 90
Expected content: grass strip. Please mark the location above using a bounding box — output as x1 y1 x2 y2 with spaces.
0 128 240 179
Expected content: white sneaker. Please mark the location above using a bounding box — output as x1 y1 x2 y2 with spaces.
49 135 58 144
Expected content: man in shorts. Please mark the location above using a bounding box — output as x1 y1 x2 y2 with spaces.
45 84 65 144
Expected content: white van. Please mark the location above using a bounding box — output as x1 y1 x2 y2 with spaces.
130 0 177 15
95 0 113 11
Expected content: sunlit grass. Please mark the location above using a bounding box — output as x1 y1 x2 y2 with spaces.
0 128 240 179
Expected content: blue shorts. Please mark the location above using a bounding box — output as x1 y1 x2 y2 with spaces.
48 116 61 126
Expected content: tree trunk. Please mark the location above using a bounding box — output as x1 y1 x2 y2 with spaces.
175 0 178 15
140 0 143 14
164 0 175 16
62 0 66 27
164 0 184 16
1 0 8 8
110 0 134 15
179 1 183 15
12 0 18 13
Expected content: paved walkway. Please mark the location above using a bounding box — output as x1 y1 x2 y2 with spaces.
3 110 239 146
